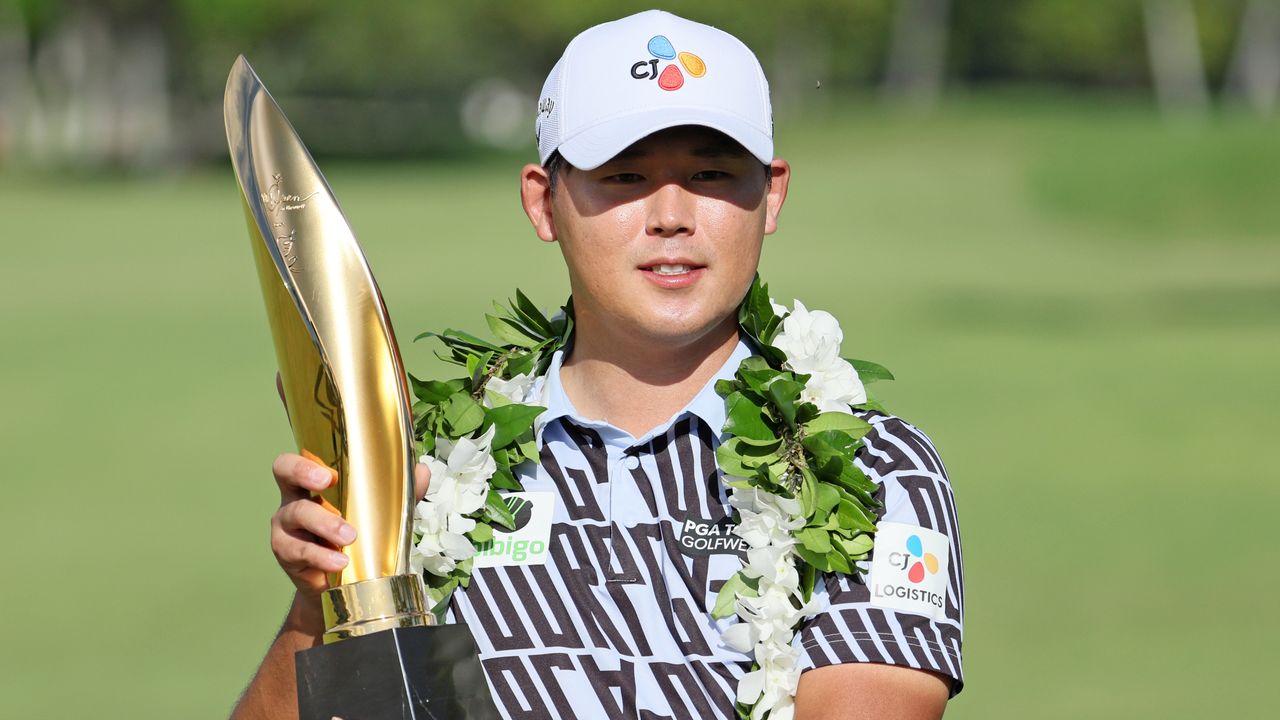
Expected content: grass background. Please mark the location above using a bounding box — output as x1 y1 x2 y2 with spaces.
3 94 1277 718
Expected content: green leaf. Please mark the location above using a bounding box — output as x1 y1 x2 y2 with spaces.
837 532 875 559
486 314 539 349
836 497 877 533
814 482 840 519
805 412 872 438
485 403 545 449
798 467 819 517
505 350 538 378
846 358 895 383
517 438 539 464
825 547 853 574
802 429 861 465
722 392 776 442
409 375 465 404
799 560 818 600
512 289 556 337
488 464 521 491
441 329 504 352
484 489 517 530
443 393 485 436
853 396 889 414
712 571 759 619
793 543 831 572
796 527 832 554
764 377 805 428
469 522 493 544
716 436 783 477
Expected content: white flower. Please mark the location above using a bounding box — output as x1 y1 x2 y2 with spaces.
769 297 790 319
409 499 471 571
483 372 535 407
420 425 497 516
412 425 499 576
772 300 842 370
734 500 802 550
745 546 800 590
771 299 867 412
801 361 867 412
722 480 829 719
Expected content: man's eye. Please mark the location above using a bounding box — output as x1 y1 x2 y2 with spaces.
692 170 730 181
605 173 645 183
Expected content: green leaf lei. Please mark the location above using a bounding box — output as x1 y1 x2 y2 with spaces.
410 276 891 719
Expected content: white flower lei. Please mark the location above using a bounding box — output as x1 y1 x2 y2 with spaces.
408 279 892 720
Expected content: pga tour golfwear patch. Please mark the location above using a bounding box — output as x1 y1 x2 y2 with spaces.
472 491 555 568
676 515 747 557
868 521 951 621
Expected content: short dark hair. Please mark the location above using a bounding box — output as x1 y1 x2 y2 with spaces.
544 151 568 194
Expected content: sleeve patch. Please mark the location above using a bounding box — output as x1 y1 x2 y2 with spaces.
868 522 950 621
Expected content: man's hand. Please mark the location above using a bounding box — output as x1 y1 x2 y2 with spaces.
268 453 432 595
231 455 432 720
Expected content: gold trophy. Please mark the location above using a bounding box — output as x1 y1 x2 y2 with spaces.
225 57 498 719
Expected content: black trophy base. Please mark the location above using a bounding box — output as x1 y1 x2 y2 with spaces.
295 624 500 720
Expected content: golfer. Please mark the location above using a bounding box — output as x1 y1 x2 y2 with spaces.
233 10 963 719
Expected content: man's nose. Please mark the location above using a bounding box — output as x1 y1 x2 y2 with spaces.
646 183 695 238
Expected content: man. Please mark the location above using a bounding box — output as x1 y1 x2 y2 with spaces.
233 10 962 719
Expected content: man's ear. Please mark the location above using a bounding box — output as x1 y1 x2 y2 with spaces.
763 158 791 236
520 163 557 243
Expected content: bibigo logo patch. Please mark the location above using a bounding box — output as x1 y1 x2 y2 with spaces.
630 35 706 91
473 491 555 568
868 521 950 620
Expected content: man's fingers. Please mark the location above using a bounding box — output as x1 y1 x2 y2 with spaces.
276 498 357 548
272 522 350 571
272 453 335 499
414 463 431 502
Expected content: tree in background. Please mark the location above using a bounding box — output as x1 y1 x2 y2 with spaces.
883 0 952 109
1226 0 1280 116
1142 0 1211 119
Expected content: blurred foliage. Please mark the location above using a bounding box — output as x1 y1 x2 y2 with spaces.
0 0 1262 161
8 0 1254 93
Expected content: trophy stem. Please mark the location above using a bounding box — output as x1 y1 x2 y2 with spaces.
321 574 435 644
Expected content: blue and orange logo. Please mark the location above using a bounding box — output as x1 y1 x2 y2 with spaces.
889 534 940 584
630 35 705 91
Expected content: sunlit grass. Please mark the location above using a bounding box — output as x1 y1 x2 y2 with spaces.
3 95 1276 718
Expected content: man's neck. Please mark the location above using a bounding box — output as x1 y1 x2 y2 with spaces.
559 315 740 438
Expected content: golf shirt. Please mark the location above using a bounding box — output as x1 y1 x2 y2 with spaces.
444 340 965 719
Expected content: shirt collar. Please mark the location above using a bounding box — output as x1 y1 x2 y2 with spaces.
533 336 755 446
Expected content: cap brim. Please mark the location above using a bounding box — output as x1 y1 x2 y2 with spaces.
555 108 773 170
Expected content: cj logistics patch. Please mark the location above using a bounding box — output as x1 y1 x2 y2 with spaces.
868 522 951 620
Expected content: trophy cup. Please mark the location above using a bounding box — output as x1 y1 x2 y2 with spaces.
224 56 499 719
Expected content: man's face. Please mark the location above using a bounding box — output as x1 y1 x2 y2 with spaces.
521 126 790 351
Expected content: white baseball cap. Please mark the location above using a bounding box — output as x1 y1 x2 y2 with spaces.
535 10 773 170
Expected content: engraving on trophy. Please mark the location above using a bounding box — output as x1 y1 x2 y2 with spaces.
261 173 319 274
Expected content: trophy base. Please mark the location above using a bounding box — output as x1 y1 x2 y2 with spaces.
295 624 500 720
321 574 433 643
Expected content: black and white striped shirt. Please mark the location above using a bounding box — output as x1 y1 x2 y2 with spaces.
445 341 964 718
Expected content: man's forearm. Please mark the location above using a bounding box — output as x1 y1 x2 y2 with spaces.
230 592 325 720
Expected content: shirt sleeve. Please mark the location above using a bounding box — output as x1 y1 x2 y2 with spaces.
794 413 965 696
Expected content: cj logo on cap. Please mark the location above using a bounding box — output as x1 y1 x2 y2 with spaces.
630 35 706 91
889 533 941 584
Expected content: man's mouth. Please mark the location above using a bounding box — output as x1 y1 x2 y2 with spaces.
651 264 696 275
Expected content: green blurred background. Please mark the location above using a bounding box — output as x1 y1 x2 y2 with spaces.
2 1 1277 718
